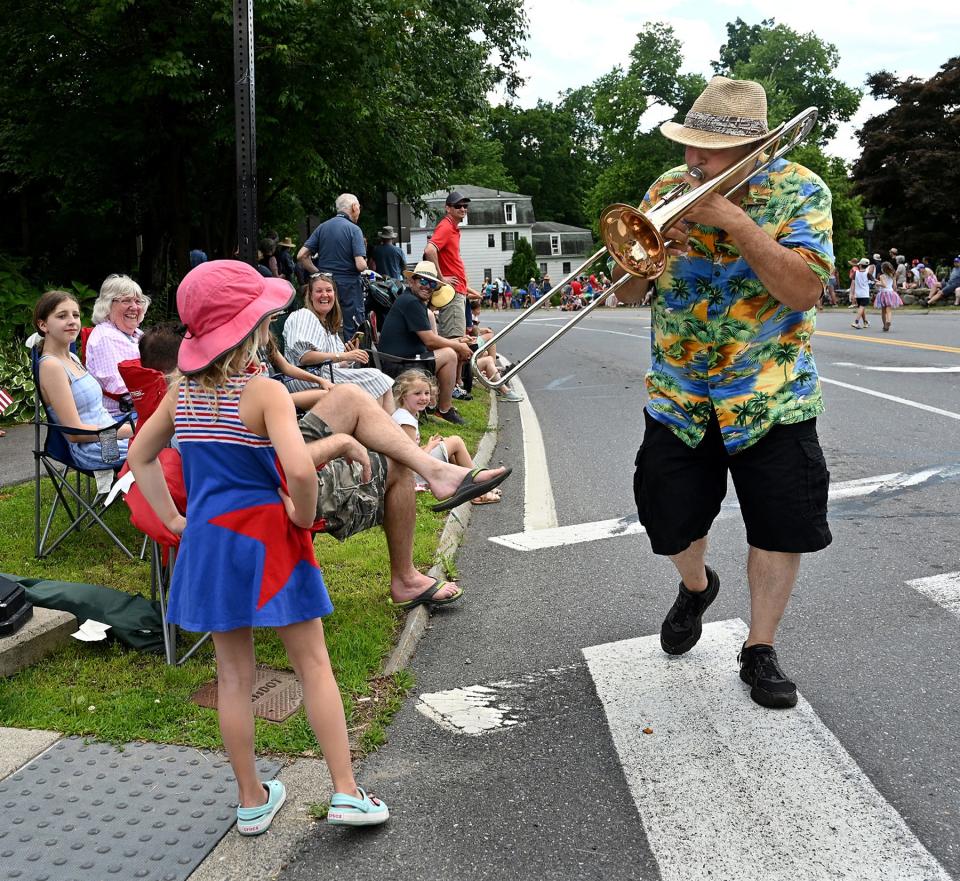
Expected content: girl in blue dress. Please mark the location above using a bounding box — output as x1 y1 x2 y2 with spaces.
129 260 388 835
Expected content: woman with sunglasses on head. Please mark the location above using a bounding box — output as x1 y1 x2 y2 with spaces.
282 272 395 412
376 261 475 425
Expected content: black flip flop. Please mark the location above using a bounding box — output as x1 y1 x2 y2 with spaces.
431 466 513 512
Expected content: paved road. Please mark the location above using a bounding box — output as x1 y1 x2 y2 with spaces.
279 308 960 881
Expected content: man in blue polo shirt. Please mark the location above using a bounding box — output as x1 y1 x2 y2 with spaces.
297 193 369 340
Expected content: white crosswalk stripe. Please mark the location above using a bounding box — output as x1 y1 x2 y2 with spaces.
906 572 960 618
583 620 952 881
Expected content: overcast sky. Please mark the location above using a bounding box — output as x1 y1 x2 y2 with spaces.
500 0 958 163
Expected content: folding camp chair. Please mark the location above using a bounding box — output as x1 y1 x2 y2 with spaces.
117 358 170 559
367 338 437 380
363 305 438 379
32 346 135 559
121 450 211 665
117 359 168 431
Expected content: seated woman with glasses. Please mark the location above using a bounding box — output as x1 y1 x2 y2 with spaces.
282 272 396 412
377 261 476 425
85 274 151 417
34 289 133 470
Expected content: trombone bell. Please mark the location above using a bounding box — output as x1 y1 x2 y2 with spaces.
600 203 667 280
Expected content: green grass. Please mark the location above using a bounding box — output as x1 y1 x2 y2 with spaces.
0 389 491 754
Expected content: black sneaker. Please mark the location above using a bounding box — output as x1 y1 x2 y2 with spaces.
437 406 465 425
660 566 720 655
738 643 798 709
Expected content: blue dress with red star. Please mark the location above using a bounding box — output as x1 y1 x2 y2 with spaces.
167 372 332 633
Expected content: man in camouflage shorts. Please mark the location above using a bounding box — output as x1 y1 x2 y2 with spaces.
296 383 507 608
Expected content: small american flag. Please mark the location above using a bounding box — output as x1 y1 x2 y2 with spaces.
0 388 13 415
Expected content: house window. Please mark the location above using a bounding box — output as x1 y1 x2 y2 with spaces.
501 231 517 251
504 203 516 225
419 212 427 229
550 234 560 255
539 262 547 275
487 233 496 248
562 261 571 274
483 268 492 283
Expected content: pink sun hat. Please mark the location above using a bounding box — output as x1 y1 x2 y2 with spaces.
177 260 295 374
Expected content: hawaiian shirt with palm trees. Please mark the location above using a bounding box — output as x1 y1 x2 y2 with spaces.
642 157 833 454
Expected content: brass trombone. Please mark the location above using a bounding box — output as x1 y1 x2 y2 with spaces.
472 106 818 390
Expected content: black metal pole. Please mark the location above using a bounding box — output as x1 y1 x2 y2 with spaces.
234 0 257 265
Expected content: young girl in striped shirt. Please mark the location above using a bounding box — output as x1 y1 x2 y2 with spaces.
129 260 389 835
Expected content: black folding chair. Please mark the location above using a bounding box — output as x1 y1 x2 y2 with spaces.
31 346 135 559
367 347 437 380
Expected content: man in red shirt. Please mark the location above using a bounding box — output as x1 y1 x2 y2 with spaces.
424 191 522 403
423 191 480 338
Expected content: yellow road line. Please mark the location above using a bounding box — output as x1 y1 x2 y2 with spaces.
817 330 960 354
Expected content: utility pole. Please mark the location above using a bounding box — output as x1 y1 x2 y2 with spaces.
234 0 257 265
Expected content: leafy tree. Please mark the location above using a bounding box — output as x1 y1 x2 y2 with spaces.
447 134 517 193
0 0 528 295
712 18 775 75
581 23 705 235
505 236 538 288
481 100 592 227
852 58 960 261
710 18 861 144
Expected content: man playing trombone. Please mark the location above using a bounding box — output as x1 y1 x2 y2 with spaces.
618 77 834 709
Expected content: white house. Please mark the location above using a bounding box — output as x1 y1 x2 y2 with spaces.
530 221 595 283
403 186 535 290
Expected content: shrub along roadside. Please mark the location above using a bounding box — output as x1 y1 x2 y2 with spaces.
0 390 491 755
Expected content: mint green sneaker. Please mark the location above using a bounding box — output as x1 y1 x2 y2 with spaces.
498 388 524 403
327 786 389 826
236 779 286 835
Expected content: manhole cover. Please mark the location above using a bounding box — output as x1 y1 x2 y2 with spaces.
191 666 303 722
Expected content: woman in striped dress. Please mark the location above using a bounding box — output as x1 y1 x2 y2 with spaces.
282 273 394 411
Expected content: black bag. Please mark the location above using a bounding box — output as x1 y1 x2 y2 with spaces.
0 574 33 637
2 573 165 653
364 278 403 326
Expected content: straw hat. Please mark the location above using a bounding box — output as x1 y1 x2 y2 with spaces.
276 237 295 248
661 76 769 149
402 260 443 284
177 260 295 374
377 225 398 240
430 284 456 309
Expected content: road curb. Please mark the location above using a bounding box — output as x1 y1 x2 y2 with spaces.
382 391 500 676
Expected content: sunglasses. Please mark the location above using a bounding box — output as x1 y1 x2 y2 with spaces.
414 276 440 290
310 271 334 280
453 203 469 210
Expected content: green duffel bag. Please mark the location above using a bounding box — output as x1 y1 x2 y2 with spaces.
1 573 165 653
